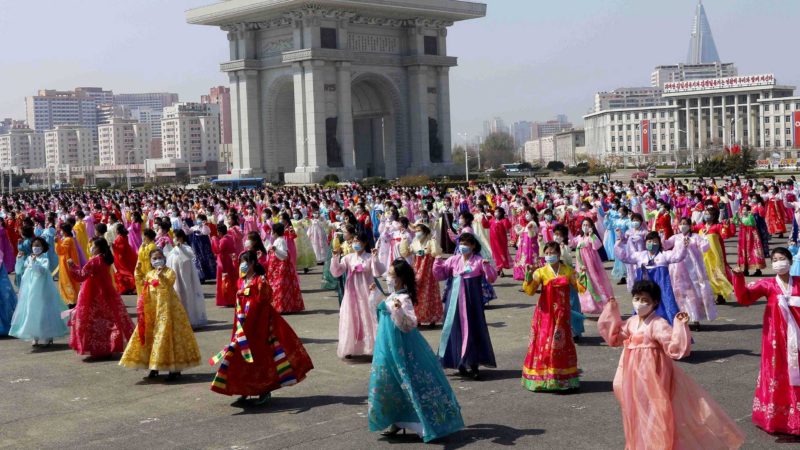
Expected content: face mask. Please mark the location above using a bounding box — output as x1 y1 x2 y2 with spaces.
239 262 249 275
386 274 396 290
32 246 43 255
293 214 301 220
545 214 553 221
646 242 659 253
415 231 424 240
554 235 564 244
679 224 691 234
630 221 641 229
352 243 363 252
582 226 592 235
494 213 501 219
458 245 472 255
703 214 711 222
151 258 166 268
632 300 653 316
545 254 559 265
773 260 791 275
525 214 533 221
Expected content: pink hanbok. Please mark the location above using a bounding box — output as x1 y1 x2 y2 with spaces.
241 214 258 236
571 234 613 314
513 221 539 281
307 217 329 263
330 252 385 358
664 234 717 322
127 222 142 253
598 301 745 450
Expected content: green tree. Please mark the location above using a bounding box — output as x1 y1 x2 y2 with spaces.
452 145 478 171
480 132 516 169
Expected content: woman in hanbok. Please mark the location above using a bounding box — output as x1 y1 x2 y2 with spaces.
210 251 313 405
127 212 143 253
665 218 717 331
368 259 464 441
307 210 329 264
0 222 16 273
695 207 734 304
135 229 158 295
571 218 614 315
322 224 354 306
433 233 497 379
410 222 442 327
521 241 586 391
245 231 270 267
765 186 788 237
330 233 384 358
609 206 631 285
167 230 208 329
732 247 800 436
112 224 137 295
265 223 305 313
615 231 687 326
9 237 68 346
291 211 316 273
155 221 174 254
553 224 585 340
513 208 540 281
67 237 134 358
602 201 621 260
598 281 745 449
732 204 766 276
120 248 201 381
40 216 59 274
55 223 81 308
212 224 238 307
0 248 17 337
73 211 91 257
482 206 512 277
189 214 216 283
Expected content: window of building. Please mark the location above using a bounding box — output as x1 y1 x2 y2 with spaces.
787 115 792 123
424 36 439 55
634 113 639 120
627 146 632 152
776 140 783 147
626 124 631 130
626 114 630 120
766 129 771 136
765 104 771 111
765 140 771 147
611 136 615 142
660 111 665 118
661 144 666 151
321 27 338 49
787 140 792 147
627 135 631 141
787 128 792 135
765 117 771 123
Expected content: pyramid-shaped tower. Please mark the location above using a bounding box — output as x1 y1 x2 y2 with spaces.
686 0 720 64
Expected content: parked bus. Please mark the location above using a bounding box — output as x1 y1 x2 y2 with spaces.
211 177 265 190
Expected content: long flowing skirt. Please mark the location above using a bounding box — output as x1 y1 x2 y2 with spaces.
10 267 68 341
368 306 463 442
570 287 585 337
576 248 613 314
439 276 496 369
190 234 216 283
522 278 579 391
69 285 134 357
267 255 305 313
413 255 442 325
737 225 766 271
765 199 787 234
513 234 539 281
702 234 734 300
636 266 680 326
0 266 18 336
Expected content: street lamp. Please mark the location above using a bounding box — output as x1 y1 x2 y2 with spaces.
126 148 136 191
9 153 22 195
676 129 693 170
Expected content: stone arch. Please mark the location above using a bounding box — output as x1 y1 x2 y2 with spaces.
350 72 407 178
264 75 297 181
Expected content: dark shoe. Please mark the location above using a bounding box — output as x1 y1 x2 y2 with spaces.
753 269 763 277
381 424 405 436
147 370 159 379
617 278 627 285
344 355 352 360
743 270 750 277
715 295 726 305
470 366 480 381
458 367 469 377
573 335 582 343
428 322 436 329
252 392 271 405
689 322 701 332
165 372 181 381
303 268 309 274
68 304 76 310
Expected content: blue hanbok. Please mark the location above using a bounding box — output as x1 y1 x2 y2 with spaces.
368 292 464 442
39 227 59 274
0 262 17 336
569 287 585 338
789 244 800 276
9 255 68 342
635 265 680 326
189 231 216 282
602 210 620 261
610 217 631 282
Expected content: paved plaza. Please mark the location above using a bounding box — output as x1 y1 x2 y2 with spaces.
0 237 793 449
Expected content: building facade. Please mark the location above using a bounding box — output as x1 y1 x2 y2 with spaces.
98 118 151 166
0 122 45 169
26 89 99 137
532 116 572 139
201 86 232 145
524 129 585 166
161 103 220 164
584 73 800 167
44 125 94 167
651 62 737 88
187 0 486 183
113 92 179 111
510 120 532 150
594 87 664 112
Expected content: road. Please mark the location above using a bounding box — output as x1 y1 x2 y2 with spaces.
0 237 793 449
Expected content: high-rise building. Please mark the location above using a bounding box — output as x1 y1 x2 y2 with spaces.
44 125 94 167
97 104 131 126
651 62 737 88
98 118 151 166
75 87 114 106
0 121 45 169
687 0 720 64
594 87 665 112
25 89 99 140
161 103 220 163
483 117 508 137
510 121 533 149
130 107 163 139
0 118 14 135
200 86 232 145
113 92 179 111
532 116 573 139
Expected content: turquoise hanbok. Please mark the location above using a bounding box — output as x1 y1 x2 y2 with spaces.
0 262 17 336
368 291 463 442
9 255 68 342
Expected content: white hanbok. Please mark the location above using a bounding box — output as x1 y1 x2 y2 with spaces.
167 244 208 328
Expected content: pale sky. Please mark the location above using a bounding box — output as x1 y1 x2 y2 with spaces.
1 0 798 139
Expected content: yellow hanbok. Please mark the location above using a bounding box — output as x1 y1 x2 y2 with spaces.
73 221 90 258
135 242 157 295
120 268 201 372
698 230 734 300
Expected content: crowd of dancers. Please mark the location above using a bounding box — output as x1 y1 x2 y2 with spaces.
0 175 799 447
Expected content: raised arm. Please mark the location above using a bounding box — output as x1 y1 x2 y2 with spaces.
389 294 418 333
732 273 770 307
522 267 542 296
653 317 691 360
329 253 346 278
597 300 627 347
432 257 453 281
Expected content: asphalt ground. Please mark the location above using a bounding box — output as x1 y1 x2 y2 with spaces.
0 236 796 449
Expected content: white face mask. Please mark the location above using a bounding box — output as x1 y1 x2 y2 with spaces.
773 260 791 275
632 300 653 316
582 226 592 235
679 224 691 234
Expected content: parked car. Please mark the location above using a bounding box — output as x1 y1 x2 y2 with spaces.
631 171 649 180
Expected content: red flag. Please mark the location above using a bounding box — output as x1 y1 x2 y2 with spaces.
731 144 741 155
794 111 800 149
641 120 650 155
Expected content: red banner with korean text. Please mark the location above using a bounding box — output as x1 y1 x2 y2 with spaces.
641 120 650 154
793 111 800 149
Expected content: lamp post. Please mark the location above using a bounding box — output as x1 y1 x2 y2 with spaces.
676 129 693 170
9 153 22 195
457 132 470 181
126 148 136 191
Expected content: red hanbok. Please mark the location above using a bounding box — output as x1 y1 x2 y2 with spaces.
266 237 305 313
733 274 800 435
210 275 313 396
653 212 673 240
112 235 137 294
212 234 238 307
484 216 512 270
412 250 442 325
765 196 788 235
735 215 766 271
67 256 134 357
